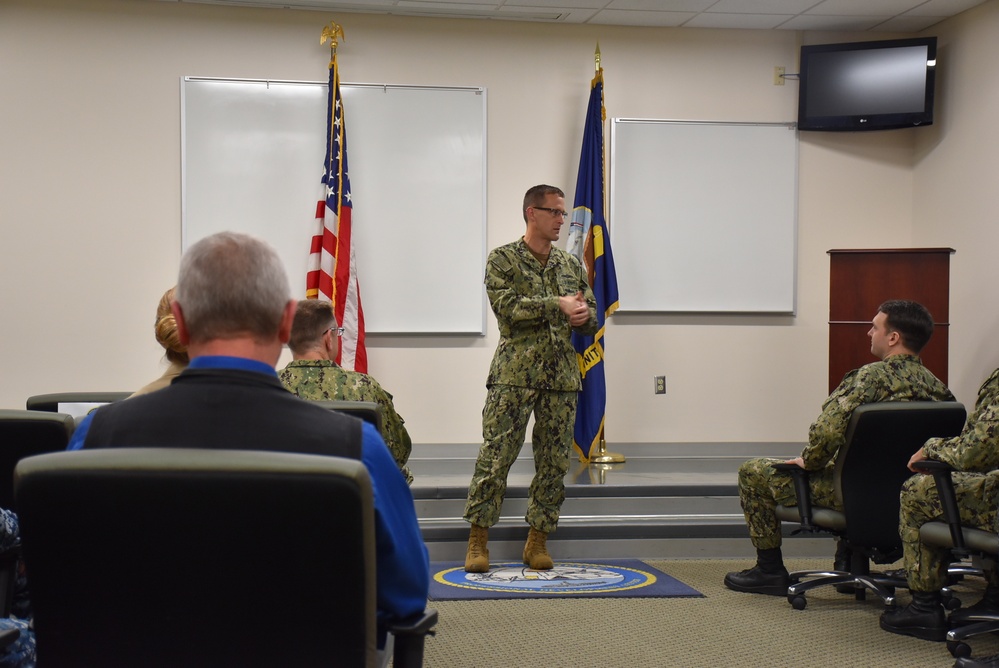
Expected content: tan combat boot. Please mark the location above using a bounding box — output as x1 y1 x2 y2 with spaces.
464 524 489 573
523 527 554 570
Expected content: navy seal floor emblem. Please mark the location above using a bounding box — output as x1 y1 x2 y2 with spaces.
429 559 703 600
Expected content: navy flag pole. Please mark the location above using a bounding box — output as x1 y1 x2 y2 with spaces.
567 45 621 464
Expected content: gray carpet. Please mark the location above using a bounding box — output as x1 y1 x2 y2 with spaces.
417 557 999 667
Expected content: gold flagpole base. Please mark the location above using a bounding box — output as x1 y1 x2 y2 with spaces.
589 437 625 464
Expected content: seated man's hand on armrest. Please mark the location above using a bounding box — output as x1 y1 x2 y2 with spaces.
909 459 953 474
782 456 806 469
908 447 929 473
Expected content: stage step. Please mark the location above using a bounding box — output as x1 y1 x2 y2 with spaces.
408 442 836 561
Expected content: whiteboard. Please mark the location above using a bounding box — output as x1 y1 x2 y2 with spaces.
181 77 487 334
610 119 797 314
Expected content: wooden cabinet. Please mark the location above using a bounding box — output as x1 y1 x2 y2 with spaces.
828 249 954 393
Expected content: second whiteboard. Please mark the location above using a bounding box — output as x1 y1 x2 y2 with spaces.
610 119 797 314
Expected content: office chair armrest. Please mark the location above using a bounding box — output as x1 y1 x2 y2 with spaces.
911 459 966 552
389 608 438 668
771 462 815 531
0 627 20 652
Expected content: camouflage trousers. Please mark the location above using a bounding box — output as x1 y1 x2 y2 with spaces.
738 457 839 550
901 472 999 591
463 384 577 533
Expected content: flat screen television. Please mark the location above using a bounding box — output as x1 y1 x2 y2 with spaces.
797 36 937 132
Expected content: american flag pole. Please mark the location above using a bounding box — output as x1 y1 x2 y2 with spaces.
307 21 367 372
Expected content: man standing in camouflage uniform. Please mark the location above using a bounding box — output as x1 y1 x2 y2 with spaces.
724 300 954 595
279 299 414 484
880 367 999 644
463 184 597 573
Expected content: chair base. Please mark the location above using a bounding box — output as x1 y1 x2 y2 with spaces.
786 568 903 609
947 619 999 659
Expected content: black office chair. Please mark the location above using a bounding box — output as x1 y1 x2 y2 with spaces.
314 399 384 434
25 392 131 413
913 460 999 660
0 409 76 617
774 401 967 610
14 448 436 668
0 410 76 512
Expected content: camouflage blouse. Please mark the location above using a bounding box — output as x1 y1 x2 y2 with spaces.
485 238 597 392
801 353 955 470
922 367 999 473
278 359 413 483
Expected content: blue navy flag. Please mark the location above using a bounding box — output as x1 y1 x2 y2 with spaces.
567 69 620 462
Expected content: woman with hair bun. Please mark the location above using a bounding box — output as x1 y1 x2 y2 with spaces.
129 287 190 398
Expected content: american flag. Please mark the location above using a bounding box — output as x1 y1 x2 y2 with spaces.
306 52 367 372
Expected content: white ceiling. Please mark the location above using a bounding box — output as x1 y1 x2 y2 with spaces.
153 0 988 31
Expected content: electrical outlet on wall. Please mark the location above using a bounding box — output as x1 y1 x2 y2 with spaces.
654 375 666 395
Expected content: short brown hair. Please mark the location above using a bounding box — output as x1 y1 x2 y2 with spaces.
288 299 336 355
522 184 565 222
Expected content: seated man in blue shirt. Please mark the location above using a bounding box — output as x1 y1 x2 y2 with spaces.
69 231 429 654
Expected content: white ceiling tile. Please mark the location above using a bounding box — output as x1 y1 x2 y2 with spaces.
495 6 599 21
504 0 609 8
328 0 393 4
142 0 990 30
904 0 987 16
607 0 714 11
780 14 887 30
397 0 501 9
685 12 795 29
706 0 819 13
806 0 926 17
874 15 950 31
588 9 698 26
543 9 602 22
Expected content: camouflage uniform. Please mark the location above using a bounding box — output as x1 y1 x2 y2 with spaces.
463 238 597 533
900 368 999 590
279 359 414 484
738 354 954 550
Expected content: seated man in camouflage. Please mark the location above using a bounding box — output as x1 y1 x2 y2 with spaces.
724 300 955 596
880 367 999 646
279 299 414 484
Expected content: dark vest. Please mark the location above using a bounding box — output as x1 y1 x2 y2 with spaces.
84 368 362 460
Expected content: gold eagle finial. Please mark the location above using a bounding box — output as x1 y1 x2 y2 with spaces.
321 21 345 68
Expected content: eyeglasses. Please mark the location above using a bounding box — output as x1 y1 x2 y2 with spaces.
328 326 345 337
533 206 569 219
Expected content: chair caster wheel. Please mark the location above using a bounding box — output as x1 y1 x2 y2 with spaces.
948 640 972 658
943 594 962 611
789 594 807 610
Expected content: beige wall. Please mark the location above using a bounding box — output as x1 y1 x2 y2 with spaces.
1 0 993 445
912 0 999 407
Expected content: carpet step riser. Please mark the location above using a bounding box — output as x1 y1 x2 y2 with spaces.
426 535 835 561
420 518 814 544
416 494 742 518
